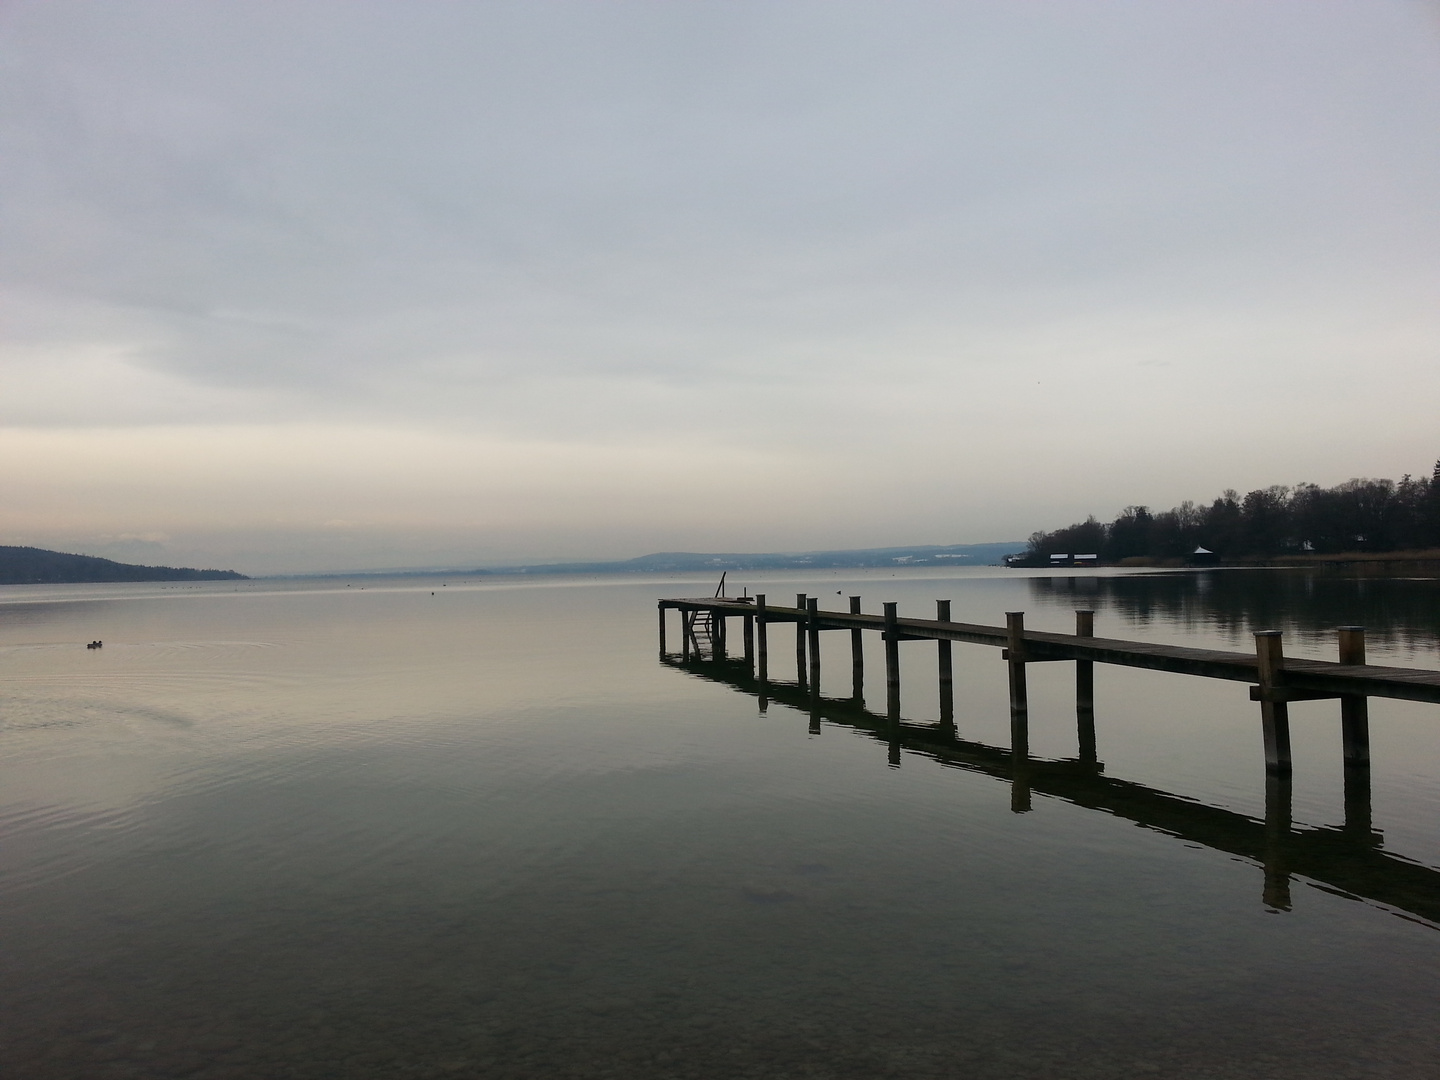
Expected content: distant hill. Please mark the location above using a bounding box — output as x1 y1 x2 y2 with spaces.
277 542 1028 580
0 546 248 585
495 542 1025 575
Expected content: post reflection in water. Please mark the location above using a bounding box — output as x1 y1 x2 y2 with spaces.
657 648 1440 929
1344 762 1374 843
1264 773 1294 911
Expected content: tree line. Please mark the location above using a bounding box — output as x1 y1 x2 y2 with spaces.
0 546 247 584
1017 460 1440 564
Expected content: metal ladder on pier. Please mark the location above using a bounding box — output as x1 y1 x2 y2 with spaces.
685 609 716 659
684 573 728 660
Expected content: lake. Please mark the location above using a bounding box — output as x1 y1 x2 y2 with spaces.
3 567 1440 1079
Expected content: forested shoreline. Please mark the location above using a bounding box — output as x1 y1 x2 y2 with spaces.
0 546 247 585
1015 461 1440 566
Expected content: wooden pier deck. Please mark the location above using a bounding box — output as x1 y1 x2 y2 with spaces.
659 590 1440 925
660 596 1440 705
660 588 1440 787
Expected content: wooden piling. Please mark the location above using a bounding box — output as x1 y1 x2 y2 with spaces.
849 596 864 702
1338 625 1372 839
755 594 768 684
937 600 954 728
1006 612 1029 761
713 613 725 662
658 603 667 656
1075 609 1097 767
743 612 755 671
1008 607 1033 807
796 593 809 691
883 602 901 723
1338 626 1370 768
1254 630 1292 774
807 598 821 700
682 610 692 662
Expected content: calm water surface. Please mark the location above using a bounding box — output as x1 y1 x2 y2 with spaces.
3 567 1440 1079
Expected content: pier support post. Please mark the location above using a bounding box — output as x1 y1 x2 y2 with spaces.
1076 610 1097 768
682 610 692 662
1263 771 1294 910
658 603 667 656
883 602 901 724
1338 626 1370 767
755 595 768 685
743 612 755 671
714 613 726 662
807 598 821 702
795 593 809 691
849 596 864 703
1338 626 1372 840
937 600 954 730
1006 612 1029 762
1254 630 1292 775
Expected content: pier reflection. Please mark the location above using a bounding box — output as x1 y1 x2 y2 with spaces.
661 654 1436 927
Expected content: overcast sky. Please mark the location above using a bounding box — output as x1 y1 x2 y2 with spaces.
3 1 1439 574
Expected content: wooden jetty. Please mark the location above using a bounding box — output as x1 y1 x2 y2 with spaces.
664 654 1440 924
658 593 1440 780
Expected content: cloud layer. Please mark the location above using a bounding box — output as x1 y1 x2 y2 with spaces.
3 1 1439 572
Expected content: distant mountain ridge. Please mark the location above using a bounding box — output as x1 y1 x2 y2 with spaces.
301 541 1025 578
0 546 248 585
519 542 1023 574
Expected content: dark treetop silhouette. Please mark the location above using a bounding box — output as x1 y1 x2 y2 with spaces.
0 546 247 585
1015 460 1440 565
